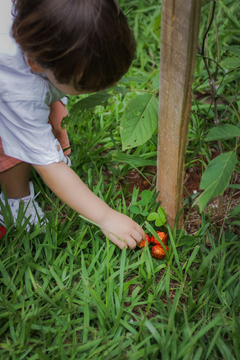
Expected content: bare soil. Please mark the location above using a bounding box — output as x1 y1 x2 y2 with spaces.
119 163 240 236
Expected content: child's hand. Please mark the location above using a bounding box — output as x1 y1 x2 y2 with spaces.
99 208 145 249
34 162 145 250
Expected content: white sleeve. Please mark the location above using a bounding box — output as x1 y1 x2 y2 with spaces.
0 100 65 165
61 97 68 106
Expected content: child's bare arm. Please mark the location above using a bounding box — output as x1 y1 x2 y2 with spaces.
33 161 145 249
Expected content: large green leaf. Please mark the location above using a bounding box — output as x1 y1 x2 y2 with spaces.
61 109 93 129
205 125 240 141
228 184 240 190
231 220 240 226
71 91 112 112
230 203 240 217
198 152 237 212
124 75 149 83
223 45 240 56
120 94 158 150
112 152 156 167
220 57 240 70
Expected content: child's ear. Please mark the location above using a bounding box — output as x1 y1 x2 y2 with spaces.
27 58 44 73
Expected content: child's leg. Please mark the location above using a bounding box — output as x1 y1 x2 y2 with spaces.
0 140 41 228
0 101 70 227
0 161 41 228
0 101 70 229
0 138 31 198
0 162 31 199
0 162 44 228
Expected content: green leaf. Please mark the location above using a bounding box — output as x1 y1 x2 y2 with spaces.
220 57 240 69
223 45 240 56
192 348 203 360
155 218 165 227
112 152 156 167
61 109 93 130
228 184 240 190
113 86 129 96
176 235 198 247
125 75 149 83
141 190 153 203
205 125 240 141
144 318 161 344
216 337 236 360
130 205 141 214
198 152 237 212
154 12 161 38
141 211 149 217
152 74 159 90
71 91 112 112
138 199 146 206
230 203 240 217
177 317 222 359
158 206 167 221
200 152 237 190
121 94 158 150
147 212 159 221
231 221 240 226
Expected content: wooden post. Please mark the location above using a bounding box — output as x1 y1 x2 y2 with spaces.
157 0 201 228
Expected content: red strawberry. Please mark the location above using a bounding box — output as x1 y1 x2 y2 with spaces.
145 234 151 243
139 240 147 248
151 245 169 259
150 231 168 246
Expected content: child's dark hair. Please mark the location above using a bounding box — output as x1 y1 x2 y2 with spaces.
11 0 136 92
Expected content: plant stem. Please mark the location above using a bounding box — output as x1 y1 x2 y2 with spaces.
199 0 223 218
218 89 240 123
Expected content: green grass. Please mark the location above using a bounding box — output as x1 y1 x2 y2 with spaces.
0 203 239 359
0 0 240 359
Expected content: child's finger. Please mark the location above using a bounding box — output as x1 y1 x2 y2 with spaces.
109 233 137 250
109 234 128 249
125 235 138 249
135 224 146 240
130 230 142 243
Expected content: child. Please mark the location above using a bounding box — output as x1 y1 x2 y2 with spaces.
0 0 145 249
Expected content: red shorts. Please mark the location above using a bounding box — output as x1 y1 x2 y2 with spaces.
0 101 70 173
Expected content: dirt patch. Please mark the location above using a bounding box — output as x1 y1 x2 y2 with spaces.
183 167 202 197
119 166 156 194
119 163 240 236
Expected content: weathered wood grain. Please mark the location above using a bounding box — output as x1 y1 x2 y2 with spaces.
157 0 201 228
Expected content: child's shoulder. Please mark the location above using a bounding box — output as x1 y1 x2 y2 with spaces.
0 38 64 105
0 45 46 102
0 1 43 101
0 0 64 105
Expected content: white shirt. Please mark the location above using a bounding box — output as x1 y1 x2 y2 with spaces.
0 0 66 165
